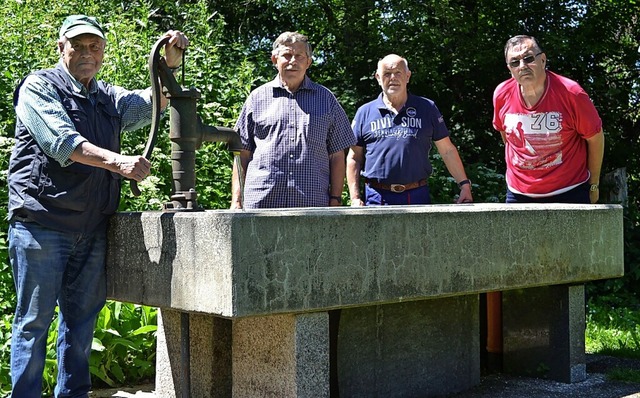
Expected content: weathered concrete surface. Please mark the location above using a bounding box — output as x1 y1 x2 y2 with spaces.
232 312 330 397
106 203 624 317
156 309 329 398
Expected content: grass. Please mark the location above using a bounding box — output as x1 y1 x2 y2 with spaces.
586 289 640 382
607 368 640 383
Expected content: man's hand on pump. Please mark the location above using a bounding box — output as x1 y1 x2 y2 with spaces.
163 30 189 69
112 155 151 182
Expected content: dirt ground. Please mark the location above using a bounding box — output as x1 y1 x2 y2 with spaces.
448 354 640 398
89 354 640 398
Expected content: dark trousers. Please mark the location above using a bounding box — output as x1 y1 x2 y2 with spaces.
506 183 590 204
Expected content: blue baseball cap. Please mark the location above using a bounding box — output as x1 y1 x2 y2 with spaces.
59 15 105 40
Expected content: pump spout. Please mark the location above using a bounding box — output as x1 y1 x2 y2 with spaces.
163 112 241 212
199 123 243 154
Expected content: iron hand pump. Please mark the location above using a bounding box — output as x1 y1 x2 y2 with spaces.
131 36 242 211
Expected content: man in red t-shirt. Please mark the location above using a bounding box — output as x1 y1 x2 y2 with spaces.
492 35 604 204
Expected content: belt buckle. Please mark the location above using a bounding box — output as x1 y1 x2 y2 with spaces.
390 184 406 193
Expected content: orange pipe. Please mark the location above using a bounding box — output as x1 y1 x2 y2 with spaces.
486 291 503 353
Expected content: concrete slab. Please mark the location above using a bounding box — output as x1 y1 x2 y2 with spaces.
106 203 623 317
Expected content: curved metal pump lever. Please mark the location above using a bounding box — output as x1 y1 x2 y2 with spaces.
130 36 173 196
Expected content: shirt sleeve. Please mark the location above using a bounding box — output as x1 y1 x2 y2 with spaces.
572 89 602 138
327 97 356 154
492 81 508 132
234 94 256 152
431 103 450 142
14 75 87 167
113 86 154 132
351 107 365 147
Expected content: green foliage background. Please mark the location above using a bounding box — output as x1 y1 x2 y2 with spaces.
0 0 638 395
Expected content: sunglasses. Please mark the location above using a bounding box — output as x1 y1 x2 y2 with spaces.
508 52 543 68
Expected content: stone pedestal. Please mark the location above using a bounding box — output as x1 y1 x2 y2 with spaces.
503 284 586 382
337 296 480 397
232 312 330 398
156 310 329 398
156 310 232 397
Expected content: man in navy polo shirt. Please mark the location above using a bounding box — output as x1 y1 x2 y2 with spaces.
347 54 473 206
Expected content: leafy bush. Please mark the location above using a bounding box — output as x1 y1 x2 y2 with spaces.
90 302 157 387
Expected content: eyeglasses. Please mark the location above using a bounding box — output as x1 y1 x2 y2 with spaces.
507 52 543 68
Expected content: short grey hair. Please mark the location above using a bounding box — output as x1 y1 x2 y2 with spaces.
504 35 543 59
272 31 312 58
377 54 410 74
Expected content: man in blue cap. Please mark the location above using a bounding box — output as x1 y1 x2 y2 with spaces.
7 15 188 397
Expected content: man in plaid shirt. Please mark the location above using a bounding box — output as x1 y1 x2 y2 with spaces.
231 31 355 209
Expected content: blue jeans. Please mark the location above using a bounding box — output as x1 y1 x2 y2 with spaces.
365 184 431 205
9 221 107 398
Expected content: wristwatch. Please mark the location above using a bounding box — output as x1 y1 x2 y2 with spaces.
458 179 471 189
589 184 599 192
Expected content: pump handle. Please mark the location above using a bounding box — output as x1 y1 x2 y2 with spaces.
131 36 172 196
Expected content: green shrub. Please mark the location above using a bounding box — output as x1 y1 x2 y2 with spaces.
90 302 157 387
